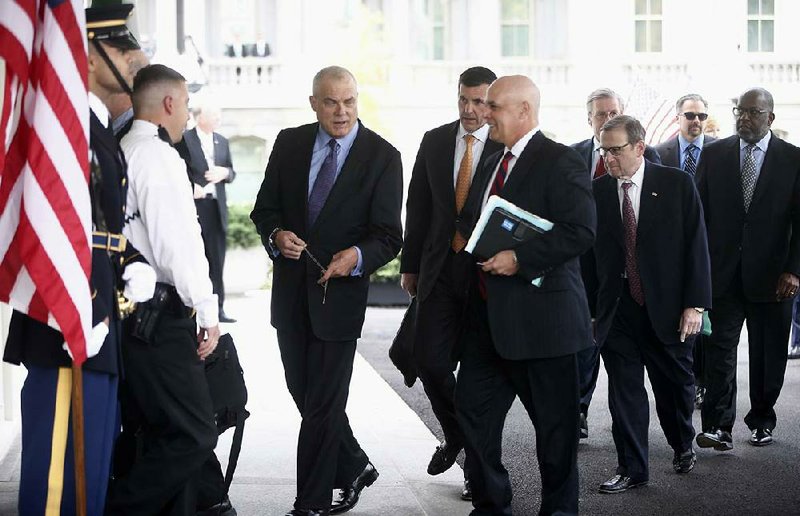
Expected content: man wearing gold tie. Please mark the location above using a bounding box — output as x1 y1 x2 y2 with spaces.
400 67 502 499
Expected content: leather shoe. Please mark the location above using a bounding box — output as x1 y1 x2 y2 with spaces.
696 428 733 451
789 344 800 359
749 427 773 446
598 474 647 494
219 312 237 323
461 479 472 501
285 510 326 516
330 462 379 514
673 449 697 474
579 412 588 439
427 441 462 475
197 496 236 516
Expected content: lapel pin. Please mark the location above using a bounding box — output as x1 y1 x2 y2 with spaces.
651 192 658 197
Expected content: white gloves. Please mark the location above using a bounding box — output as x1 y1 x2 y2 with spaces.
63 321 109 360
122 262 157 303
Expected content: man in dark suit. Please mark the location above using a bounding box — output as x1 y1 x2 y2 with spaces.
588 115 711 494
454 75 595 516
250 66 402 516
180 105 237 323
571 88 662 439
695 88 800 450
400 66 502 497
654 93 716 408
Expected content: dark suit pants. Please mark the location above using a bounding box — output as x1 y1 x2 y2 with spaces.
196 197 227 312
107 314 218 516
601 290 695 481
576 343 600 416
702 286 792 432
455 297 580 516
277 323 368 510
414 250 472 451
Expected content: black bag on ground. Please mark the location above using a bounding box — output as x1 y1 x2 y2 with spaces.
204 333 250 491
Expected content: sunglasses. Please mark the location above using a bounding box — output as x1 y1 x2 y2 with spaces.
681 112 709 121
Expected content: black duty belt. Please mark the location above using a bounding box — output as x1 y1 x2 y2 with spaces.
92 231 127 253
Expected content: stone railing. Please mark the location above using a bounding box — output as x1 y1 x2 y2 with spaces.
749 62 800 84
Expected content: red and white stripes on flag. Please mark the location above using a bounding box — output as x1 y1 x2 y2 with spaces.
625 72 685 146
0 0 91 365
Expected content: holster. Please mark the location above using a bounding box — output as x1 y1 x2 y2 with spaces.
130 282 191 344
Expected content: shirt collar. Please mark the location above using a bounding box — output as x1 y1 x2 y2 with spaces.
617 158 646 190
678 133 704 153
315 121 360 153
592 135 601 152
89 92 109 128
740 131 771 154
505 127 540 158
129 119 160 135
457 122 490 143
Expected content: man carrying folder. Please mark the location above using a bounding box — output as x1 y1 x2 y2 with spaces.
454 75 596 516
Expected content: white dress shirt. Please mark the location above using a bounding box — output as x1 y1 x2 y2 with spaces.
616 158 646 221
453 123 490 187
198 129 218 197
739 130 771 183
482 127 539 208
591 136 602 175
121 120 219 327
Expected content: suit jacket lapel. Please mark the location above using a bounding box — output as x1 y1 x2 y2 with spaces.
726 137 746 214
637 163 658 240
436 122 459 214
601 176 625 249
294 125 316 233
749 132 777 209
501 132 545 196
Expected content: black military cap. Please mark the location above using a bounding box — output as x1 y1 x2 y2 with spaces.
86 4 140 50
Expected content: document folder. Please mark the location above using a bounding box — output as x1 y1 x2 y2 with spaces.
465 195 553 287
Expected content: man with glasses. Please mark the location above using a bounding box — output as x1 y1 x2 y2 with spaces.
654 93 717 409
695 88 800 451
587 115 711 493
571 88 661 440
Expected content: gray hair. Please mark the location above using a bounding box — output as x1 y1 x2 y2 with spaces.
586 88 625 114
312 66 357 97
675 93 708 112
601 115 645 143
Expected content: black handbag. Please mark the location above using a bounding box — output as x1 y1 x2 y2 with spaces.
389 297 418 388
204 333 250 492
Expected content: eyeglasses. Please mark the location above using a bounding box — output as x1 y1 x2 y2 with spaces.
592 111 620 121
599 142 631 157
733 107 769 118
680 112 709 121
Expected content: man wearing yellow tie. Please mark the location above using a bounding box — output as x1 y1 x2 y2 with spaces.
400 67 502 500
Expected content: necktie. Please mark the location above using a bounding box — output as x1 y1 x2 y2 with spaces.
308 138 339 226
593 153 606 179
683 144 697 176
452 134 476 252
478 151 515 299
621 182 645 305
741 143 757 212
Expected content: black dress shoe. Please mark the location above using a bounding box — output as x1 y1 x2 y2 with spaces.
749 427 773 446
330 462 379 514
579 412 588 439
696 428 733 451
598 475 648 494
673 449 697 474
427 441 462 475
461 479 472 501
285 510 326 516
197 495 236 516
219 312 237 323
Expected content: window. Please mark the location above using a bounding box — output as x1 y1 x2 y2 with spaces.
501 0 530 57
427 0 446 60
748 0 774 52
634 0 662 53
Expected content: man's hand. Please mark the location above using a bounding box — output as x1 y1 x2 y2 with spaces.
678 308 703 343
275 231 306 260
401 273 418 297
319 247 359 284
776 272 799 300
204 166 229 184
197 324 220 360
193 183 205 199
480 250 519 276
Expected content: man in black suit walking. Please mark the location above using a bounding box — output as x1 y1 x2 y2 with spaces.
181 104 238 323
589 115 711 494
400 66 502 497
455 75 595 516
250 66 402 516
571 88 661 439
654 93 716 408
695 88 800 450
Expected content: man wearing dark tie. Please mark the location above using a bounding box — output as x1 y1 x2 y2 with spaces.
570 88 662 440
455 75 595 515
654 93 716 408
695 88 800 450
589 115 711 494
250 66 403 516
400 66 502 499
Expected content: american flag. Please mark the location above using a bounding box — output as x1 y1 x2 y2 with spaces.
624 71 688 145
0 0 91 365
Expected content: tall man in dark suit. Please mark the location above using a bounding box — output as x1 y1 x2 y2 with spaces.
454 75 596 516
400 67 502 497
695 88 800 450
571 88 662 439
589 115 711 494
654 93 716 408
181 105 238 323
250 66 403 516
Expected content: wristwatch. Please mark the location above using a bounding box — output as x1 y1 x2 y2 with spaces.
268 227 282 249
693 307 705 314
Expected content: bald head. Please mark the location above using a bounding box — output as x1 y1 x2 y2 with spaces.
485 75 541 148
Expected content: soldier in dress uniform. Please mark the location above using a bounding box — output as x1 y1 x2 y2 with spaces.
2 5 156 515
